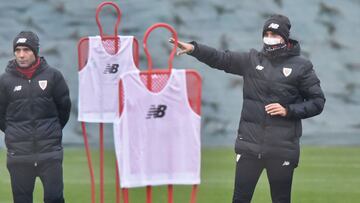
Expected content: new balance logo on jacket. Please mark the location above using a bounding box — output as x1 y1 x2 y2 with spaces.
146 104 167 119
13 85 22 92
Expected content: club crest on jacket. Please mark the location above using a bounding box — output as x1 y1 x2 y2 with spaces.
283 67 292 77
39 80 47 90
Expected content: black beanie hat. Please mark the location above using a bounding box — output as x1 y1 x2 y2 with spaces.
262 14 291 42
13 31 40 57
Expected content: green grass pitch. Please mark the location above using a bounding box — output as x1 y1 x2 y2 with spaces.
1 147 360 202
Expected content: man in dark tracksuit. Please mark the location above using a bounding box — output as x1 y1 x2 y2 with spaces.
0 31 71 203
171 14 325 202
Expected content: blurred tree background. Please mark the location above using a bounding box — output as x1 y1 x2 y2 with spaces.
0 0 359 147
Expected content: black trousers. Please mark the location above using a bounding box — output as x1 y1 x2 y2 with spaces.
7 160 65 203
232 154 296 203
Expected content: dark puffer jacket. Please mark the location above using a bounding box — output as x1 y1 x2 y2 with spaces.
190 39 325 163
0 57 71 164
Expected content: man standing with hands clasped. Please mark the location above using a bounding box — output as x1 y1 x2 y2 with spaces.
170 14 325 203
0 31 71 203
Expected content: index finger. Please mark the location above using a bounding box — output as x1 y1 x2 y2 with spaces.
265 103 278 108
169 38 175 43
169 38 185 49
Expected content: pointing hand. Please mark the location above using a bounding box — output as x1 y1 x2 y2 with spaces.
169 38 194 55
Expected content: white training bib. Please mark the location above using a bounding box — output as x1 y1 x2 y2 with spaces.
78 36 138 123
114 69 201 188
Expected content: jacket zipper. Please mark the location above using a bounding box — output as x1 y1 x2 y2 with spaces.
259 106 269 159
29 79 38 167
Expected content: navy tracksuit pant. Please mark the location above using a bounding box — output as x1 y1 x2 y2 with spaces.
232 154 297 203
7 160 65 203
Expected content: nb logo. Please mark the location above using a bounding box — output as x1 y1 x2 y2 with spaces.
146 105 167 119
16 38 27 43
282 161 290 166
104 64 119 74
268 23 279 29
255 65 264 71
13 85 22 92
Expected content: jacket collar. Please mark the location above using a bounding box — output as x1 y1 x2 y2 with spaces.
6 57 48 78
261 38 301 59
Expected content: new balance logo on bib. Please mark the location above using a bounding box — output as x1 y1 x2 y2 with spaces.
103 63 119 74
146 104 167 119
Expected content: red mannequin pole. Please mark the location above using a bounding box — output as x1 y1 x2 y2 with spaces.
81 122 96 203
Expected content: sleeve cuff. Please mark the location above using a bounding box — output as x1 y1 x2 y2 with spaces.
188 41 198 55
